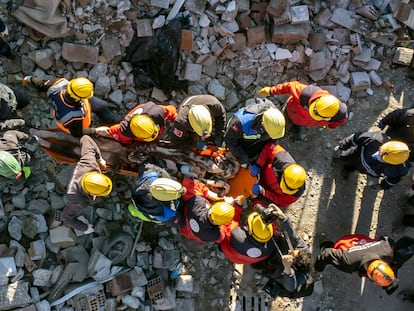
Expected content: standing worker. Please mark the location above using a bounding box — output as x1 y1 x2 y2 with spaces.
250 142 306 208
258 81 347 138
23 76 119 137
224 98 286 167
90 101 177 144
62 135 112 234
333 131 410 190
170 94 226 150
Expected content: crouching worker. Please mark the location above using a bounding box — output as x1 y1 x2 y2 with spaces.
254 204 314 299
220 205 277 264
250 142 306 208
62 135 112 234
0 130 37 181
128 163 184 225
315 234 414 295
179 196 235 243
23 76 119 137
333 131 410 190
91 101 177 144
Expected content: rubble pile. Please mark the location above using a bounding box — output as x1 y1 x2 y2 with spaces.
0 0 414 310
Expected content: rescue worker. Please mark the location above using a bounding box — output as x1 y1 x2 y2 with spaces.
0 130 37 181
128 163 184 225
224 98 286 167
250 142 306 208
220 206 276 264
378 107 414 161
256 204 314 299
333 131 410 190
314 234 414 294
62 135 112 233
90 101 177 144
0 82 31 129
23 76 118 137
179 196 235 243
170 95 226 150
258 81 348 131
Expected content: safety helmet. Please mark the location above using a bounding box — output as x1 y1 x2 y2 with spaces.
188 105 212 137
309 95 340 121
262 107 286 139
81 171 112 197
67 77 94 100
209 201 235 225
129 114 159 142
379 141 410 165
247 212 273 243
150 178 184 201
280 164 306 195
366 259 395 287
0 150 22 179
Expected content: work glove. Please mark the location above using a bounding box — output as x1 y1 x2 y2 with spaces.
252 183 263 196
95 126 110 136
268 203 286 220
98 158 107 170
22 76 32 85
196 140 207 151
258 87 271 96
333 145 343 158
378 120 385 130
250 164 261 177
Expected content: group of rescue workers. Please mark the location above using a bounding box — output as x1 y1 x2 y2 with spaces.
1 72 414 300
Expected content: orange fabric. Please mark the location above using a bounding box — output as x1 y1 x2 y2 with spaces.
334 234 379 250
227 167 257 198
182 178 210 202
55 98 92 134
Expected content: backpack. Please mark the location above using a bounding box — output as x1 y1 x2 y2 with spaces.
333 234 379 250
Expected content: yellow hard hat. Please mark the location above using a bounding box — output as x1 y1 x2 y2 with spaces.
67 77 94 100
0 150 22 179
247 212 273 243
81 171 112 196
262 107 286 139
280 164 306 195
309 95 340 121
380 141 410 165
366 259 395 287
188 105 212 137
129 114 159 142
209 201 235 225
149 178 184 201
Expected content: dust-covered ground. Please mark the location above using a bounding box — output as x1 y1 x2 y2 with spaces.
263 66 414 311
